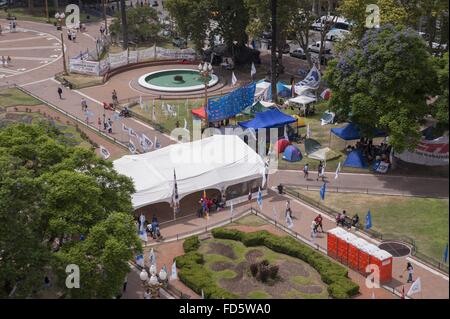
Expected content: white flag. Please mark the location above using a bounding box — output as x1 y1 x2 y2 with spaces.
284 125 289 141
286 213 294 229
152 100 157 121
99 145 110 160
139 230 148 242
139 213 146 225
335 162 341 179
155 136 161 149
371 290 376 299
142 133 153 151
122 123 130 133
251 62 257 78
170 260 178 280
135 254 145 268
230 201 234 217
149 248 156 266
201 289 205 299
184 118 188 130
306 123 311 138
407 277 421 296
128 140 137 154
232 71 237 86
139 96 143 109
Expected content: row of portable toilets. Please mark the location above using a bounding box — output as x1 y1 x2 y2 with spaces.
327 227 393 283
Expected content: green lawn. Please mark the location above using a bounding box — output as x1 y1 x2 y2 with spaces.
0 88 41 107
294 189 449 262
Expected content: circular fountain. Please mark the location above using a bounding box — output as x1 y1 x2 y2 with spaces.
138 69 219 92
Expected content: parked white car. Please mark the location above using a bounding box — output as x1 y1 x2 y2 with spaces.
326 28 350 42
307 41 333 54
311 16 352 32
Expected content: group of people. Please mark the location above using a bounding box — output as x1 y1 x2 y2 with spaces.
1 55 12 67
335 210 360 229
67 29 78 42
346 138 392 165
302 161 326 181
198 193 226 218
137 215 162 240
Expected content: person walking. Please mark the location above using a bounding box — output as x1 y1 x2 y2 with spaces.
303 163 309 179
6 56 11 66
123 275 128 292
57 87 63 99
107 118 113 134
1 56 5 67
405 262 414 283
81 98 87 112
317 161 323 181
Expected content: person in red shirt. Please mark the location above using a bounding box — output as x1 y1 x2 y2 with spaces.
314 214 324 233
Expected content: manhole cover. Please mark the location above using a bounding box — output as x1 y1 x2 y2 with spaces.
378 242 411 257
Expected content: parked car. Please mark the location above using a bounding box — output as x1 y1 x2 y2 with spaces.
326 28 350 42
290 48 306 59
308 41 333 54
311 16 352 31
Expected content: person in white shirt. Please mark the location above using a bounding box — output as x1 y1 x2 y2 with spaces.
144 289 151 299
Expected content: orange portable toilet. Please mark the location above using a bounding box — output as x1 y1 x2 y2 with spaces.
348 238 368 270
371 249 393 283
339 232 357 265
327 228 346 259
358 243 379 274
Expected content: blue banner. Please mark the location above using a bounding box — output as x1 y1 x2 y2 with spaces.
207 82 256 122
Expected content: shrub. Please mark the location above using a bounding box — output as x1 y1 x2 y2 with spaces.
175 252 204 268
183 236 200 253
212 227 359 299
257 265 270 283
268 265 279 279
250 263 259 277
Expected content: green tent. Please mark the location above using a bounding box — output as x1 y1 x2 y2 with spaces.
241 101 267 116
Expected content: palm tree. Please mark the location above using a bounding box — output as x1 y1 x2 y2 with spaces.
119 0 128 49
270 0 278 104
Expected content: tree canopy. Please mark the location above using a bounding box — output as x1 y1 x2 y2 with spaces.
0 121 141 298
325 24 438 152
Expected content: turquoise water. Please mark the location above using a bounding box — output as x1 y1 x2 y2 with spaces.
145 70 211 88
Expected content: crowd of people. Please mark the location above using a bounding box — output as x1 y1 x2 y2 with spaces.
198 193 226 218
346 138 392 165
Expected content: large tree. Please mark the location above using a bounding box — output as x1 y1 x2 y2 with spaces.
431 52 449 127
324 24 438 152
0 122 140 298
110 5 161 46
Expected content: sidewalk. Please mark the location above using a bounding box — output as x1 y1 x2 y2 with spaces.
269 170 449 198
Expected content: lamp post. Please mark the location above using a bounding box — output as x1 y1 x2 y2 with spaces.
44 0 49 23
55 12 68 75
198 61 213 115
139 266 167 299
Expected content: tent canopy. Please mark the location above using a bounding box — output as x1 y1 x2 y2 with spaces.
289 95 317 107
113 135 265 209
191 106 207 119
343 149 368 168
304 138 322 155
331 123 386 141
242 101 269 115
308 147 340 161
239 108 296 129
277 81 292 97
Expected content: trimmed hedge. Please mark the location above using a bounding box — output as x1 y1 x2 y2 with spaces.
175 236 238 299
183 236 200 253
211 228 359 299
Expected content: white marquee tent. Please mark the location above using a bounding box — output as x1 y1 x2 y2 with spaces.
113 135 265 209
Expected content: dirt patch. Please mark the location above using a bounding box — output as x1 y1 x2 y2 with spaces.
297 285 324 294
207 242 237 260
278 261 309 278
245 249 264 263
210 261 235 272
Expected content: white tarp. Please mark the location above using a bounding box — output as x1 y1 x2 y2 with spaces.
113 135 265 209
289 95 317 107
295 65 321 95
396 135 449 166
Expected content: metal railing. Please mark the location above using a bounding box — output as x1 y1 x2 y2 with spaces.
282 184 449 274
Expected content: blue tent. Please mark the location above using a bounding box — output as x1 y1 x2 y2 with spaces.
343 149 368 168
331 123 386 141
277 81 291 98
239 108 296 129
283 145 302 162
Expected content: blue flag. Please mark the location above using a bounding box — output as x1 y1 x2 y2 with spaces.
365 210 372 230
444 243 448 263
319 183 326 201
